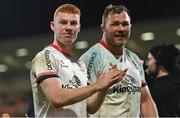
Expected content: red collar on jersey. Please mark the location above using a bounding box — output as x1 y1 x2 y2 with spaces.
50 44 72 57
99 39 123 55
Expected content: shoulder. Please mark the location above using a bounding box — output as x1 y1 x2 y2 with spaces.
83 44 101 54
125 48 143 65
125 48 145 77
33 46 51 59
80 43 101 60
125 48 140 60
32 46 58 66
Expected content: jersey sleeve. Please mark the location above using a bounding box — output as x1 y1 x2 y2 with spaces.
31 49 59 83
129 50 146 87
80 50 102 84
139 60 147 87
137 58 147 87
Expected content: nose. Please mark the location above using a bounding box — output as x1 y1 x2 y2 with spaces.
65 23 72 30
118 24 125 31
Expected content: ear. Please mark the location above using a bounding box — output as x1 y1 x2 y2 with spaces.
101 24 106 32
50 21 55 31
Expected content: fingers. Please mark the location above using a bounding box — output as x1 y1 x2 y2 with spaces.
111 68 128 81
111 68 128 76
109 63 117 70
109 63 128 73
120 68 128 77
123 68 128 72
97 67 128 90
109 71 127 85
103 65 128 82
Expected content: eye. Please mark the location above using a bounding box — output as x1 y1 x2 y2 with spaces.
59 20 67 25
110 21 119 26
112 23 118 26
70 21 78 26
122 22 130 27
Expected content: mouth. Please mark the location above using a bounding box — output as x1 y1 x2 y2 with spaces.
64 33 73 38
114 35 128 40
114 33 127 37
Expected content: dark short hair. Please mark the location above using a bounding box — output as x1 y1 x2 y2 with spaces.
150 43 180 72
102 4 130 25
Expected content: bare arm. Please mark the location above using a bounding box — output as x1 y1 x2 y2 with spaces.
40 68 123 108
41 77 99 108
87 90 107 114
140 85 159 117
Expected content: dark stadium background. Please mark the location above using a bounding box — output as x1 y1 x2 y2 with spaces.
0 0 179 117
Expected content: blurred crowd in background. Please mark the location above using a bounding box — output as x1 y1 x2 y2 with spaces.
0 0 180 117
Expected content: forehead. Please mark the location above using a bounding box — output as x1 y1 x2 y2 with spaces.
106 11 130 23
55 12 80 21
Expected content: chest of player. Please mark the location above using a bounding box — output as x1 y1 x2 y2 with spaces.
56 57 87 89
103 55 142 94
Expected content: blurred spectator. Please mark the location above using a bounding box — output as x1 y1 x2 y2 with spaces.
0 92 31 117
145 43 180 117
27 95 34 117
1 113 10 118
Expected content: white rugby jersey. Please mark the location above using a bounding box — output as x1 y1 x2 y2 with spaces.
80 40 145 117
30 44 88 117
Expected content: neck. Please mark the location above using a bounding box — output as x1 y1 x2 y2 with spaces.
156 67 169 78
101 37 123 55
52 39 73 57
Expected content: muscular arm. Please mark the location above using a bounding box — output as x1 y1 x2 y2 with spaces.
40 68 126 109
87 90 107 114
140 85 158 117
40 77 99 108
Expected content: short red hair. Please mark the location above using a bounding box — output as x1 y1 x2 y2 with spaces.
53 4 80 20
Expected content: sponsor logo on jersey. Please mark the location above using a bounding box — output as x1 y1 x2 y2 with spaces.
62 84 74 89
61 75 82 89
73 75 82 86
87 52 97 80
108 75 141 94
60 60 69 67
45 49 52 70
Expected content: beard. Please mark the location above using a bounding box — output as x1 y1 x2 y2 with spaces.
106 31 129 46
